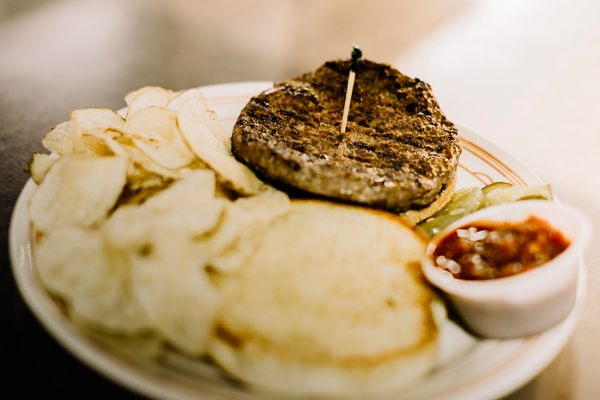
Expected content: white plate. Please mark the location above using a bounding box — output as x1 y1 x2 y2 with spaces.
9 82 585 400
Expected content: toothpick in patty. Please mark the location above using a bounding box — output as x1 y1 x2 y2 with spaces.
340 46 362 134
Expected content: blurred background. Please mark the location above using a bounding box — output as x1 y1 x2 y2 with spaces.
1 0 599 398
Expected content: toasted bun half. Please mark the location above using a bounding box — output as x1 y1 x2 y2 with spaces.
400 175 457 225
209 200 443 395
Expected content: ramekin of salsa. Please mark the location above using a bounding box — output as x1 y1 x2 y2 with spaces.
422 200 590 339
433 216 570 281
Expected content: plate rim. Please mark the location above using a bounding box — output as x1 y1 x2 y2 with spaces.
9 81 585 400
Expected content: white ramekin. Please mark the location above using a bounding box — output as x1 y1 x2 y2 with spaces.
421 200 591 339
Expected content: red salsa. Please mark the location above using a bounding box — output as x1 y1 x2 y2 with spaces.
433 216 570 280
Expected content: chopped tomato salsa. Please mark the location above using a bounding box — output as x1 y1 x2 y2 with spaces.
433 216 570 280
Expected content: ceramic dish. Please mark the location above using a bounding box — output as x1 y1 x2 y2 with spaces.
10 82 586 400
422 200 590 338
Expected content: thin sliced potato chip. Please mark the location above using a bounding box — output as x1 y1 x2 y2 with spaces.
101 170 226 354
118 179 173 206
42 120 122 157
103 170 225 251
43 110 124 156
117 139 183 180
177 94 230 149
206 189 290 273
30 155 128 232
72 132 115 156
166 88 208 112
123 107 195 170
177 97 263 195
42 120 81 155
130 232 220 356
29 152 59 184
70 108 125 132
83 129 127 156
85 330 163 361
36 226 150 333
73 130 181 192
125 86 175 118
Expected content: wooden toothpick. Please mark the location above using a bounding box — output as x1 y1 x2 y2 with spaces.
340 46 362 134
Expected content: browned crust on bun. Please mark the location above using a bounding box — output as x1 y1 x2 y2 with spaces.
400 175 457 225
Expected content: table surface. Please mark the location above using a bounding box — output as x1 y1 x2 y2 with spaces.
2 0 599 398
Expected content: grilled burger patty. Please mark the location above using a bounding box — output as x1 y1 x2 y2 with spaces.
232 59 461 212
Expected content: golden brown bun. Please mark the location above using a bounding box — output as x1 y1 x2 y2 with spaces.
209 200 442 395
400 176 457 225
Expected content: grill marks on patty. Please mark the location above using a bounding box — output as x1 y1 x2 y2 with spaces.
232 59 461 212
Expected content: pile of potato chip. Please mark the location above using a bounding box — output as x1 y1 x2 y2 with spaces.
30 87 291 355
